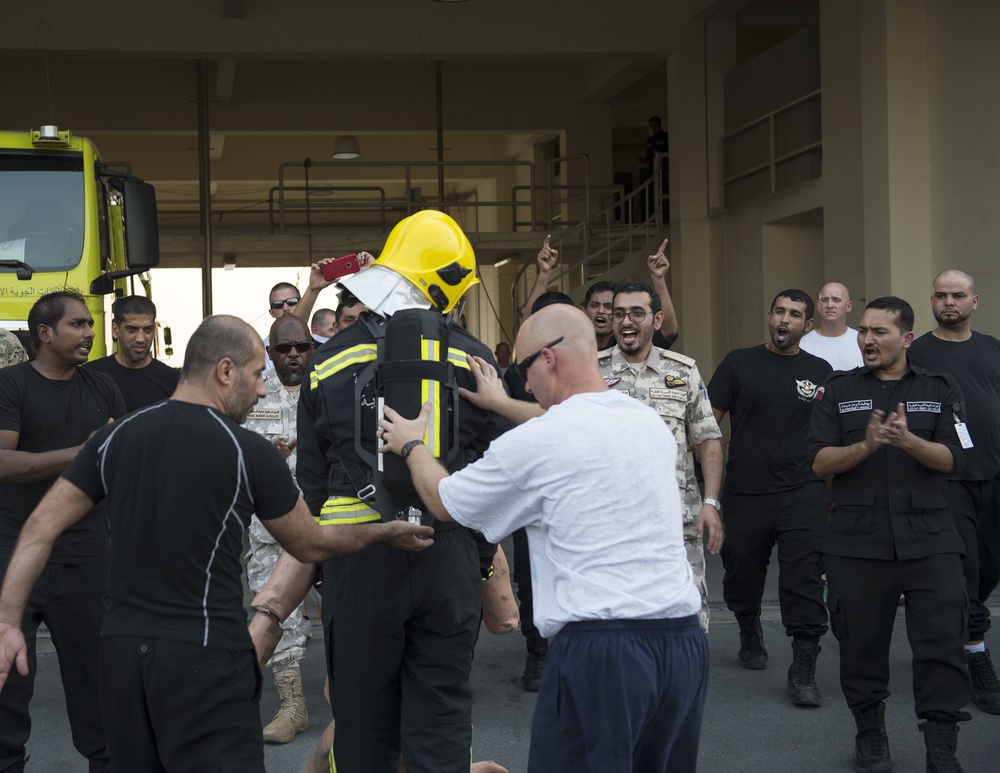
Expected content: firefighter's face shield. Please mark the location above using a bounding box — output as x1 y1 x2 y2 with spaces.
339 264 433 318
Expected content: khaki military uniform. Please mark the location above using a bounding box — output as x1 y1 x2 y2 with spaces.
244 372 309 670
598 345 722 631
0 329 27 369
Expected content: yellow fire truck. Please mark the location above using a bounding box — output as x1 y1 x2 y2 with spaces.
0 125 159 358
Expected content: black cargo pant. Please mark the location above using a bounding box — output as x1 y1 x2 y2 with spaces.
323 524 482 773
720 481 831 639
0 554 108 770
949 477 1000 641
513 527 546 652
825 552 971 716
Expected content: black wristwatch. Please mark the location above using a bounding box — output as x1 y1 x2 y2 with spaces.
401 439 425 459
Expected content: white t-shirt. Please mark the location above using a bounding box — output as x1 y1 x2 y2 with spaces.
439 389 700 638
800 328 864 371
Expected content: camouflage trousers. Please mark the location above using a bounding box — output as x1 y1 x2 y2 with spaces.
246 516 309 672
684 522 710 633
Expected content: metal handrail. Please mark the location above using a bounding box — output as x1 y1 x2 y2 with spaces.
722 89 822 202
267 185 388 233
510 158 665 329
276 159 537 233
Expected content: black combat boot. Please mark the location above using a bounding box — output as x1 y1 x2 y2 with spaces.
735 610 767 670
919 711 970 773
851 702 892 772
966 649 1000 714
786 638 822 707
521 638 548 692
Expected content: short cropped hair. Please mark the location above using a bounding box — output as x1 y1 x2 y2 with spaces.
312 308 335 328
112 295 157 323
584 281 617 306
865 296 914 333
335 293 364 324
180 316 258 383
27 290 86 348
269 282 298 300
614 281 661 314
770 289 815 321
531 291 574 314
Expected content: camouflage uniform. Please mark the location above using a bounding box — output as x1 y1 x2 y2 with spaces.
599 345 722 631
0 329 27 369
244 371 309 671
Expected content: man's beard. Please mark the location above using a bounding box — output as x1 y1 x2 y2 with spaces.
934 309 970 327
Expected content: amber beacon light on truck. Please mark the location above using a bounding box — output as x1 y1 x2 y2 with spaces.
0 125 160 358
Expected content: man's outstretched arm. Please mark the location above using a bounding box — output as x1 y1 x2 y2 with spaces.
0 478 95 691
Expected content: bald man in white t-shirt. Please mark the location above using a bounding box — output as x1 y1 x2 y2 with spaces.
799 282 864 371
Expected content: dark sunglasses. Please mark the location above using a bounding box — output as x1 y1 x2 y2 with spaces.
270 297 301 310
271 341 315 355
515 336 564 379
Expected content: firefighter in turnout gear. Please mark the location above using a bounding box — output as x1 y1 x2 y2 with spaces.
255 210 508 773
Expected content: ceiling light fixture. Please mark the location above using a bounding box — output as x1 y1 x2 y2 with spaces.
331 135 361 160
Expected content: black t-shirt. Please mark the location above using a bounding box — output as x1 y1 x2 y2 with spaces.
0 362 125 562
708 345 832 494
908 332 1000 480
62 400 300 649
646 129 669 169
84 355 180 412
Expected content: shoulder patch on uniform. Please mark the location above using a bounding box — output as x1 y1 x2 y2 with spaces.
658 348 696 367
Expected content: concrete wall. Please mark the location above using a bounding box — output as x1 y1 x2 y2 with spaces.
926 0 1000 336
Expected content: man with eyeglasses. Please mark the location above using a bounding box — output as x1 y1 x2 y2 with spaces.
378 303 708 772
244 314 317 746
598 281 723 633
707 289 832 708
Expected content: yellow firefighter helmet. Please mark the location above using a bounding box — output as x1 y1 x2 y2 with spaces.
374 210 478 313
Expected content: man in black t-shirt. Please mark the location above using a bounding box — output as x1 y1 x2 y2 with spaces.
909 269 1000 715
0 315 431 773
708 289 832 708
0 290 125 773
84 295 179 411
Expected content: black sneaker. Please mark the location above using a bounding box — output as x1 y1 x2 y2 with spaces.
966 650 1000 714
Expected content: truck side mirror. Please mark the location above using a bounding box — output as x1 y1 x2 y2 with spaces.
122 178 159 271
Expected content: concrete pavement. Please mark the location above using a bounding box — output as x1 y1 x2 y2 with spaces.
23 542 1000 771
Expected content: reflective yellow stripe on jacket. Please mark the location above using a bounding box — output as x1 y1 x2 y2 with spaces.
317 496 380 525
310 344 377 389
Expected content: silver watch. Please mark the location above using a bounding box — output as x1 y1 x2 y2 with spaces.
703 497 722 511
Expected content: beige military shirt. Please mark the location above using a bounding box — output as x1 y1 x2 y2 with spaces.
245 371 301 545
598 345 721 525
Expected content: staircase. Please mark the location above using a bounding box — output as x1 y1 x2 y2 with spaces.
511 167 668 324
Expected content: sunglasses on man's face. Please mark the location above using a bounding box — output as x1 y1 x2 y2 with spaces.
270 297 301 310
271 341 314 355
515 336 564 379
